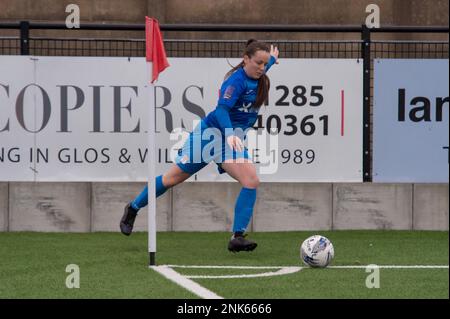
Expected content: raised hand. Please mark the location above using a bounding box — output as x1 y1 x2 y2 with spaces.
270 44 279 64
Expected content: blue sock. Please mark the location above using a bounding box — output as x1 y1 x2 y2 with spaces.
232 187 257 233
131 175 168 212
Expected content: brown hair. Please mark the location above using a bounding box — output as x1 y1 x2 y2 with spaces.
225 39 270 109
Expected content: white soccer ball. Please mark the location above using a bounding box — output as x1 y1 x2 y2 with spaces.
300 235 335 268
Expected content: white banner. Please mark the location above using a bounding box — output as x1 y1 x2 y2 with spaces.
0 56 363 182
373 59 449 183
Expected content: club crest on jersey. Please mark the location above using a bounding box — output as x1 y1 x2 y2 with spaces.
238 102 255 113
180 155 189 164
223 86 235 99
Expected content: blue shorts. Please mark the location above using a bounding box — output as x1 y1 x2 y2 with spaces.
175 120 251 175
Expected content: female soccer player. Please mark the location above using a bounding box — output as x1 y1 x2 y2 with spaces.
120 39 279 252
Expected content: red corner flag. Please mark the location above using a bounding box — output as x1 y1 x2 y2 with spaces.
145 17 169 83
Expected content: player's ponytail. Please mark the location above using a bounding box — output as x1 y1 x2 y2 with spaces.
225 39 271 109
255 72 270 109
246 38 258 47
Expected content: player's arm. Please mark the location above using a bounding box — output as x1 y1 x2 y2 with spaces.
264 44 279 73
216 77 246 151
216 77 245 138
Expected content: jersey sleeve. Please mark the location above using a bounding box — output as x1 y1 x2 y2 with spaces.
217 73 246 110
215 105 234 138
215 73 246 138
264 55 277 73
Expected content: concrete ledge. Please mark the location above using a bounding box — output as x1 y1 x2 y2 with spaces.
9 182 90 232
254 183 333 231
333 184 413 230
413 184 449 230
0 183 7 231
172 182 241 231
2 182 448 232
91 182 171 232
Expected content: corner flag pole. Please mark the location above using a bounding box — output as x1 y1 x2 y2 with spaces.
145 17 169 266
148 80 156 266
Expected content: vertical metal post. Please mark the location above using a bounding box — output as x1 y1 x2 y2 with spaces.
361 25 371 182
20 21 30 55
148 67 157 267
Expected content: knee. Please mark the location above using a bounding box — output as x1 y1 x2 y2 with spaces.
162 175 176 188
163 172 189 188
240 175 260 189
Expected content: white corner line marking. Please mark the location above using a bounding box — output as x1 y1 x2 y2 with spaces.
328 265 449 269
151 264 448 299
166 264 449 270
166 265 298 269
186 266 302 279
150 265 223 299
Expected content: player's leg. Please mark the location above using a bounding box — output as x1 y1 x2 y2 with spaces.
220 158 260 252
121 121 210 236
130 165 191 211
121 120 213 236
120 164 192 236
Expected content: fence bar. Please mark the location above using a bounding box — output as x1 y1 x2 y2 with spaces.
19 21 29 55
2 21 448 33
361 25 372 182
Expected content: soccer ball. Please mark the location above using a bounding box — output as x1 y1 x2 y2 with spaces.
300 235 334 268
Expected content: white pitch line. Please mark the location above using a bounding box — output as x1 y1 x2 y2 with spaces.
166 264 449 269
328 265 449 269
150 265 223 299
151 264 448 299
166 265 294 269
186 266 302 279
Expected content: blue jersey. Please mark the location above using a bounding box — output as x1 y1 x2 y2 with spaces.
203 56 276 136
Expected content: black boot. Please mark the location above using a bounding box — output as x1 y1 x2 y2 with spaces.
120 203 138 236
228 233 257 252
